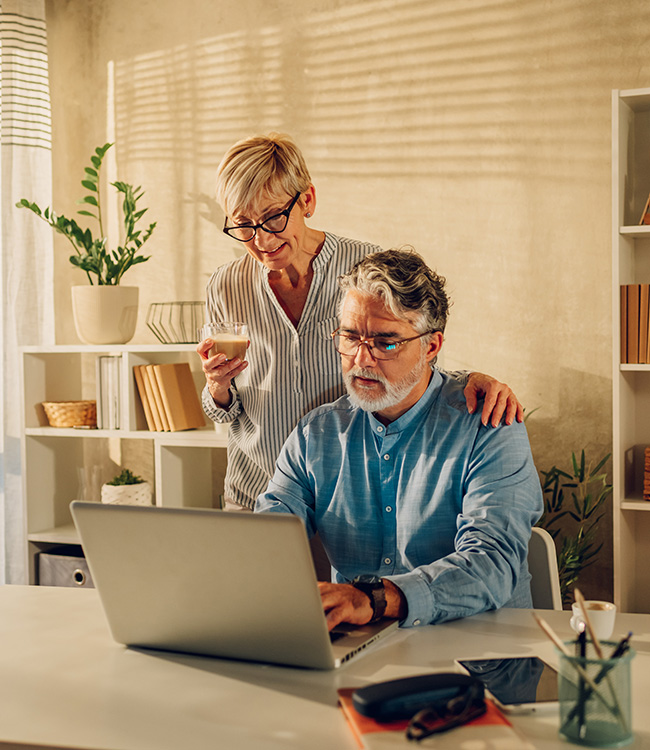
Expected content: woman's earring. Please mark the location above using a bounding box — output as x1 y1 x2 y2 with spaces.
305 212 311 218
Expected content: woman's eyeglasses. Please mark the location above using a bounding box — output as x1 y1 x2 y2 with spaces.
223 192 301 242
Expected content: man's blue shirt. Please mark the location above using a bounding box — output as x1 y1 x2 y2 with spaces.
255 369 543 627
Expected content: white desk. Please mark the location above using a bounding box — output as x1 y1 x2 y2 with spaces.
0 585 649 750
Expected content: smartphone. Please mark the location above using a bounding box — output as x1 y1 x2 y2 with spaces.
455 656 559 714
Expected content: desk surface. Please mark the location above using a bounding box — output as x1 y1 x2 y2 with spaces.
0 585 649 750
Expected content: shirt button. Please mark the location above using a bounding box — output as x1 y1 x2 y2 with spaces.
384 557 391 565
413 619 422 626
377 425 384 433
385 506 392 513
383 454 390 460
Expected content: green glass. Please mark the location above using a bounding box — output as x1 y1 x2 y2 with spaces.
557 640 635 748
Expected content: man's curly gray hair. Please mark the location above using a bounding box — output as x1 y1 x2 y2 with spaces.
338 247 450 335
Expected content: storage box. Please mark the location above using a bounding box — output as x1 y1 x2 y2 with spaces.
38 547 94 588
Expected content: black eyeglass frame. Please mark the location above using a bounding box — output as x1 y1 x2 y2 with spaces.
405 682 486 742
331 328 435 361
222 192 302 242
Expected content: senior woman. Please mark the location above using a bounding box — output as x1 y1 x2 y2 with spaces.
197 133 523 516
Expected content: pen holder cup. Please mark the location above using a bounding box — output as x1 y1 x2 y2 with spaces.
557 640 635 748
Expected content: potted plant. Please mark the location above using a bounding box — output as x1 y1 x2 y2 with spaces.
16 143 156 345
537 450 612 606
101 468 152 506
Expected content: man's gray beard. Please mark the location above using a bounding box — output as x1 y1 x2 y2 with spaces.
343 354 430 413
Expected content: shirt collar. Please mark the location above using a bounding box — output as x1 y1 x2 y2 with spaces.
256 231 335 276
367 367 443 434
311 232 335 272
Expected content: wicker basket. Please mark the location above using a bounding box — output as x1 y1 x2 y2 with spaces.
42 400 97 428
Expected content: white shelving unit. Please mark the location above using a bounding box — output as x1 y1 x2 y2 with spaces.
612 88 650 613
20 344 229 584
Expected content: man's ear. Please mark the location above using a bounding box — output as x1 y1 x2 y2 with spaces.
425 331 444 362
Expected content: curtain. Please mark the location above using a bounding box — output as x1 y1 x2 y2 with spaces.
0 0 53 584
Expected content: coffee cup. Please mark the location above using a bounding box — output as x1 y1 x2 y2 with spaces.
200 322 249 361
570 600 616 641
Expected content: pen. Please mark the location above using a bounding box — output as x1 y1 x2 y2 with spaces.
577 625 587 740
609 633 632 660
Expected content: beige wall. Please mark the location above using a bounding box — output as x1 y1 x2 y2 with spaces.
45 0 650 599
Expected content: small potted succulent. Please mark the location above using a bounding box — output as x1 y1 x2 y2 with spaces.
101 468 152 506
16 143 156 345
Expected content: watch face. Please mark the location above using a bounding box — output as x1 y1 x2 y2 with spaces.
354 575 382 585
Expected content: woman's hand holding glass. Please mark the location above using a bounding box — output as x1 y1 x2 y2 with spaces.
197 337 249 408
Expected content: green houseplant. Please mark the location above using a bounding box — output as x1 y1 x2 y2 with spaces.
101 468 151 506
16 143 157 344
537 450 612 606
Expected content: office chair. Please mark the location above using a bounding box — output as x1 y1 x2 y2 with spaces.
527 526 562 610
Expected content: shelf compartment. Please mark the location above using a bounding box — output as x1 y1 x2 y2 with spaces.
28 523 80 545
155 444 227 509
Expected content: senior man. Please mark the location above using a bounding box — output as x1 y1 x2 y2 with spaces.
255 249 542 629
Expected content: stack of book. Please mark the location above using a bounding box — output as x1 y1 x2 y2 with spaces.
133 363 205 432
620 284 650 363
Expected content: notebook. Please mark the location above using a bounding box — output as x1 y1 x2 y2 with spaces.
70 502 398 669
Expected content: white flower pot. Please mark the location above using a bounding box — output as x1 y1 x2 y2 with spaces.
101 481 152 506
71 285 139 345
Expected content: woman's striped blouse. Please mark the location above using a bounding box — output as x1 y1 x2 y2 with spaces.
202 233 382 509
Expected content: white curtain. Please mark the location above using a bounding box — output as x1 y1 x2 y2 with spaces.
0 0 54 584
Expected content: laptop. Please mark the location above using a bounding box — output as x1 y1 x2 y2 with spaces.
70 501 398 670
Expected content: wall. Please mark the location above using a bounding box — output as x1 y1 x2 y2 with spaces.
44 0 650 599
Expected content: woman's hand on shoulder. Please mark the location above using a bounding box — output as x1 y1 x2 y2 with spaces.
464 372 524 427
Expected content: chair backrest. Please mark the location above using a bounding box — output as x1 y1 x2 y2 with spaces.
527 526 562 610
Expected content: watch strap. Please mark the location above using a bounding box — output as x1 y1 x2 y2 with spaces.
352 577 387 622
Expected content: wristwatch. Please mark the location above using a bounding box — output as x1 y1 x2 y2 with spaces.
352 575 387 622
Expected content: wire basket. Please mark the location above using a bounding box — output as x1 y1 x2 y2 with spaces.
42 400 97 428
146 301 205 344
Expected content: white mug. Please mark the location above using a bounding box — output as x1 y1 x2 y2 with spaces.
570 600 616 641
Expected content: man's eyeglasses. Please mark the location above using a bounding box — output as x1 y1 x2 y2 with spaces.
406 681 486 742
331 328 434 361
223 192 301 242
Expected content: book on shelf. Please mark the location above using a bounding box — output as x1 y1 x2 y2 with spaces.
621 284 628 363
144 365 170 431
337 688 531 749
133 365 157 432
620 283 650 364
638 284 650 364
133 363 204 432
96 355 121 429
639 191 650 225
152 363 205 432
138 365 164 431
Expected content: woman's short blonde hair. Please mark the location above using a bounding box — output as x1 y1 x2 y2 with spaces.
216 133 312 218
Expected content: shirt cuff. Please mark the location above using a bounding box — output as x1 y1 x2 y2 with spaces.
201 384 241 422
384 570 435 627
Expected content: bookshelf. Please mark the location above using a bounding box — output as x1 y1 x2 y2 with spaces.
612 87 650 613
20 344 228 584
